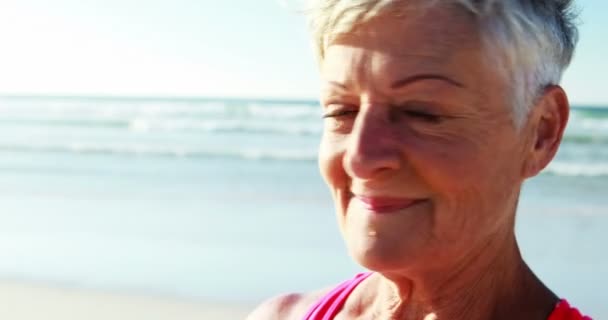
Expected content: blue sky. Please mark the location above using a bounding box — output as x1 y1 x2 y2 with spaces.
0 0 606 104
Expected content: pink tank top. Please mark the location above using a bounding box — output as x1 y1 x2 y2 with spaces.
302 273 592 320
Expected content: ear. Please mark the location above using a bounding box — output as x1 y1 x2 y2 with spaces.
522 85 570 178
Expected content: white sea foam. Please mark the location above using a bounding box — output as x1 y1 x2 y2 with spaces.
0 143 318 161
127 118 322 135
0 97 320 120
545 162 608 177
247 103 321 119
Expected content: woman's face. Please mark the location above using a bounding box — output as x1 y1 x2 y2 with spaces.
318 7 532 273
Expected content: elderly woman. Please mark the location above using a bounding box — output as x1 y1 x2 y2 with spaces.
249 0 590 319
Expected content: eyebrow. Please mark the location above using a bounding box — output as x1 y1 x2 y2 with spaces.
327 74 464 91
390 74 465 89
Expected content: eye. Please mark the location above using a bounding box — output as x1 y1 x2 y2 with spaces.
396 100 446 124
403 110 442 123
322 104 358 118
322 104 357 132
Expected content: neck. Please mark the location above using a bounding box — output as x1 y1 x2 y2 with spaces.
359 232 558 320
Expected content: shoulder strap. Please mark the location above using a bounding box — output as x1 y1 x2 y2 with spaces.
302 272 373 320
547 300 592 320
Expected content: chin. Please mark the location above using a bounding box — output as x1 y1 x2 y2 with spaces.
341 204 435 273
345 231 424 273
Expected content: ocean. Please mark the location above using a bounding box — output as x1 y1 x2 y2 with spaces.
0 96 606 316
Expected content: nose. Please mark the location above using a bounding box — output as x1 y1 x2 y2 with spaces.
343 107 401 180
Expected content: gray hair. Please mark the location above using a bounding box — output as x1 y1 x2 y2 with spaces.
305 0 579 126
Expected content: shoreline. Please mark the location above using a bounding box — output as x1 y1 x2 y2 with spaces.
0 280 254 320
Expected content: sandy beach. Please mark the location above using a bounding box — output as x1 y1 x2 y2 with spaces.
0 281 253 320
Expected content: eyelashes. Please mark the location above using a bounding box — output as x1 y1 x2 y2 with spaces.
322 105 443 124
322 109 357 118
401 110 442 123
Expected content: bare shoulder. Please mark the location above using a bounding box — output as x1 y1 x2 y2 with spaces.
246 287 332 320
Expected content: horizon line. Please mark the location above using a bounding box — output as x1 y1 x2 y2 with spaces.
0 93 606 108
0 93 320 104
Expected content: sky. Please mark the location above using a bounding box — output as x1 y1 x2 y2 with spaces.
0 0 606 105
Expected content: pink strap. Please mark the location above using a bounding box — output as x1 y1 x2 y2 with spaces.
302 273 373 320
303 274 591 320
548 300 592 320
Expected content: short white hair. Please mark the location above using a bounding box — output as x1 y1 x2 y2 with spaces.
305 0 579 126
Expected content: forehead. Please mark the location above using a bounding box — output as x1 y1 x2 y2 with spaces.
331 5 477 55
320 5 485 89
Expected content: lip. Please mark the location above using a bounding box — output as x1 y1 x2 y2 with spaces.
353 194 422 214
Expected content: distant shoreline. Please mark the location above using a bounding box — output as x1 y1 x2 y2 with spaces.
1 94 607 109
0 94 320 106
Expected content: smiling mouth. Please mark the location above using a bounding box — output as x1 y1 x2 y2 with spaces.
352 194 424 214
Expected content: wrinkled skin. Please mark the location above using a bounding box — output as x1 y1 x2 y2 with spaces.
318 11 524 276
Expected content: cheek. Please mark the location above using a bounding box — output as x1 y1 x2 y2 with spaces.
406 133 520 238
406 122 518 193
318 134 352 230
318 134 348 190
407 137 482 192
